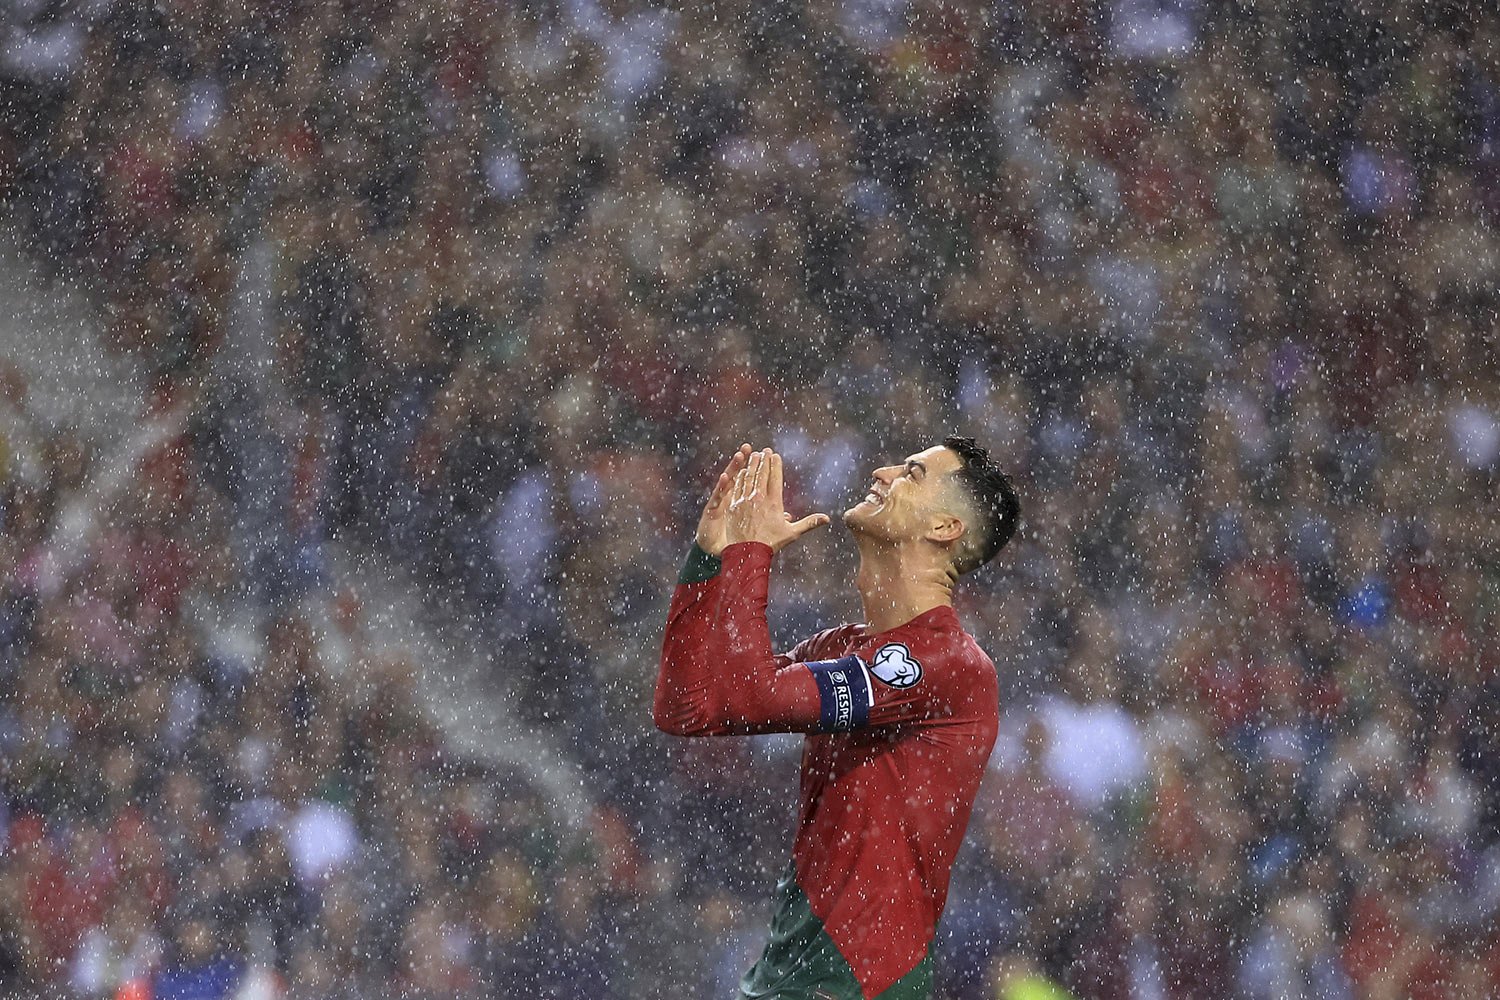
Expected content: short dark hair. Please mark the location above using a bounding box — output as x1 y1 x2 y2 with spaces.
942 435 1021 575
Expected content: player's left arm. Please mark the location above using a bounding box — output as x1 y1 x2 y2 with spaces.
654 448 835 736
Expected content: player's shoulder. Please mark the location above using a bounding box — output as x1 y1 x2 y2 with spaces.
895 605 986 656
863 606 993 681
794 609 992 683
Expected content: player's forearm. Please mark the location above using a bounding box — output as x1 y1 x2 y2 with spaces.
654 543 729 735
654 541 794 736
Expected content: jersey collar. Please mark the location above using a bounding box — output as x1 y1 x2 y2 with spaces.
860 603 958 638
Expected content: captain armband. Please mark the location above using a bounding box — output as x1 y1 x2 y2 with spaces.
803 655 873 732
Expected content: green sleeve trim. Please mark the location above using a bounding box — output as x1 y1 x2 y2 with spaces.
678 543 723 584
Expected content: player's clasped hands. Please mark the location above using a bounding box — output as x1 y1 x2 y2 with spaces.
696 445 830 556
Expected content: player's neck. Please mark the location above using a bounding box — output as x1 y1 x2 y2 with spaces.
853 536 954 634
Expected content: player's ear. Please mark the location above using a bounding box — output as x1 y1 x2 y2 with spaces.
926 512 965 545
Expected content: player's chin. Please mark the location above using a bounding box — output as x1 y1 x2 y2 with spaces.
842 502 876 527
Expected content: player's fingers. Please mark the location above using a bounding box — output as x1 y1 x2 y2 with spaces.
726 444 751 481
711 448 748 507
731 465 749 504
768 451 784 507
788 513 831 537
746 448 763 497
755 447 771 495
708 465 732 504
706 471 731 512
720 448 745 482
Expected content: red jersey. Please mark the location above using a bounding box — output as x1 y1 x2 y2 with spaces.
655 541 1000 998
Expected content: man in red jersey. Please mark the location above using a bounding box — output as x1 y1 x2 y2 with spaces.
655 437 1020 999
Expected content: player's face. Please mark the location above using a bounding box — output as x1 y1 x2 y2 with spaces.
843 445 964 541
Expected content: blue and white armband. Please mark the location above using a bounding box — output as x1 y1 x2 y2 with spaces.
803 655 874 732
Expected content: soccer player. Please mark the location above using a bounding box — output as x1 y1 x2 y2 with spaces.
655 438 1020 999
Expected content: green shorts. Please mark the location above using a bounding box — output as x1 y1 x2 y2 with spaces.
738 871 932 1000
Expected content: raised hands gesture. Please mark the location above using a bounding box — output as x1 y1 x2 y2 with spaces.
699 445 830 555
695 444 754 556
696 445 830 555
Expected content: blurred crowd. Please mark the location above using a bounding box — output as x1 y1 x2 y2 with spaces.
2 0 1500 997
